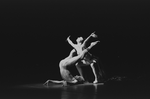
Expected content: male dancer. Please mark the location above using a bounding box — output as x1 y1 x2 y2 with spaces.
66 32 102 83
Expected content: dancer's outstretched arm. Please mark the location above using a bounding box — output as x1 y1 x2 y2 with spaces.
86 41 100 51
82 31 97 47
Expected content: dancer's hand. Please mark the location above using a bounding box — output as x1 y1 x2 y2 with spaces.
86 40 100 51
91 41 100 46
66 35 71 41
91 32 98 38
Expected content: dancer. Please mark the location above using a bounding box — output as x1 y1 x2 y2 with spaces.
66 32 102 83
44 40 99 86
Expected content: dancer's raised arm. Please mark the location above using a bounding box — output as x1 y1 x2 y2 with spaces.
86 41 100 51
82 31 97 47
67 36 76 48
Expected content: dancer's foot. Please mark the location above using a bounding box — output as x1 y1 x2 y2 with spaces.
43 80 50 86
74 75 85 82
93 79 99 84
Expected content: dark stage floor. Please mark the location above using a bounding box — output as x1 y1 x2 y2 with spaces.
0 77 150 99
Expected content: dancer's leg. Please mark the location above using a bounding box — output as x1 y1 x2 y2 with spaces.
90 63 99 83
75 62 85 81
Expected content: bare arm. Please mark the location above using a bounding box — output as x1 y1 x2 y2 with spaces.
67 36 76 48
86 41 100 51
82 31 97 47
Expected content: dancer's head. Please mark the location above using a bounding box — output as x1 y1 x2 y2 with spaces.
76 37 83 44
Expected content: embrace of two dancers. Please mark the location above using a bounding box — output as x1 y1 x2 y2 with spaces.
44 32 103 86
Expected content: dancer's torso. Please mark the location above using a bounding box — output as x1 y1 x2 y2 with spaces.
59 59 76 82
74 44 85 55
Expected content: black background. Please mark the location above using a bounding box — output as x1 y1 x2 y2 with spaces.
0 0 150 86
